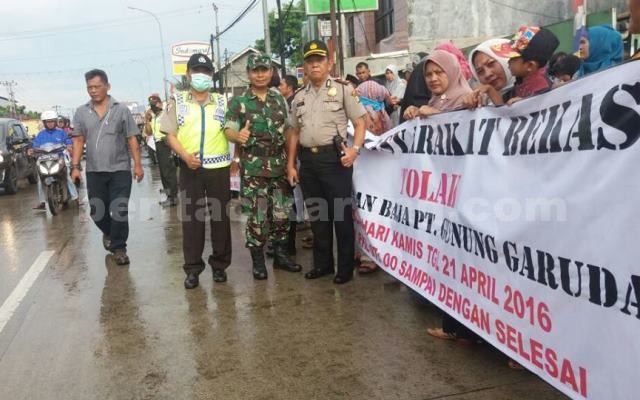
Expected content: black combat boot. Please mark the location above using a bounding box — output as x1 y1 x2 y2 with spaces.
273 243 302 272
287 222 297 255
250 247 268 280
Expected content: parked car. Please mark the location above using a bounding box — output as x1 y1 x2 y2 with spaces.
0 118 37 194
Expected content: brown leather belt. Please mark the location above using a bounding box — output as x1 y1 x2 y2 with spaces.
299 144 334 154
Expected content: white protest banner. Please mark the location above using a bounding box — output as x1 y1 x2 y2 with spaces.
353 61 640 400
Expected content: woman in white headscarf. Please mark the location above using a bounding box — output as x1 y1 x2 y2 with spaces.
384 64 406 126
463 38 515 108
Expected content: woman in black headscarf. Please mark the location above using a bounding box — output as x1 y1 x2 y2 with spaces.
399 53 431 124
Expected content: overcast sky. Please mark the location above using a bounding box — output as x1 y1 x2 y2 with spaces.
0 0 280 116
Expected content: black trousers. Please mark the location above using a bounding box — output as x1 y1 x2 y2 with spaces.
442 314 478 340
86 171 132 251
179 165 232 275
155 139 178 201
299 149 355 275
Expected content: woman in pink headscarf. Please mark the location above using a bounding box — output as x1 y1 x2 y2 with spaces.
435 42 473 81
400 50 478 344
403 49 472 120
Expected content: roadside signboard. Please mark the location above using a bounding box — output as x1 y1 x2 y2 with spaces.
170 41 212 76
296 67 305 86
304 0 378 16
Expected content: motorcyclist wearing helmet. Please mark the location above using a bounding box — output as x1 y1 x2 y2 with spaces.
31 110 79 210
57 116 73 137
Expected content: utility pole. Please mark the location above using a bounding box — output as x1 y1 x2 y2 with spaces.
212 3 223 90
276 0 287 76
210 34 217 91
336 0 345 77
262 0 271 54
329 0 340 76
1 80 18 118
224 48 229 100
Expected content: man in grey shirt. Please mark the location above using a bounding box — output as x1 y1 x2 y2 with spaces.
71 69 143 265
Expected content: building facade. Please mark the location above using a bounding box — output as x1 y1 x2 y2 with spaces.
216 47 282 98
341 0 629 74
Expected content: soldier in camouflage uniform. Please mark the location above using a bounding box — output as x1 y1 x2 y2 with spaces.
224 53 302 279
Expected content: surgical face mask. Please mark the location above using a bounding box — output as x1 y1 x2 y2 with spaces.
190 73 213 92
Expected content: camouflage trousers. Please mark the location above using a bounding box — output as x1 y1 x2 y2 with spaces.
241 175 293 248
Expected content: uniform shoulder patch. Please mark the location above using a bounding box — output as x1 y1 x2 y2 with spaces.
333 78 352 86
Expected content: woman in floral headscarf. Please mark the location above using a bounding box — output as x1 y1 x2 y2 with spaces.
355 80 393 135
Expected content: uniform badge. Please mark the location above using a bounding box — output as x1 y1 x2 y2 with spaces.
327 87 338 97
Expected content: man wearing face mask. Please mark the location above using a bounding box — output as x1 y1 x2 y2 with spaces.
161 53 232 289
145 94 178 206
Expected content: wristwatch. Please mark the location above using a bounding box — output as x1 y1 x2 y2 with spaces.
71 164 83 171
353 145 361 155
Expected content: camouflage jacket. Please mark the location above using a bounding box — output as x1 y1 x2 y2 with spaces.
225 88 289 177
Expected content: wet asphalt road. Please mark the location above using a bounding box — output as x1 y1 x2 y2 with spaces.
0 157 567 400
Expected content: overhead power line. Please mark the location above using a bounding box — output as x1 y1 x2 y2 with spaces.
487 0 565 20
0 4 218 42
217 0 260 38
0 46 158 64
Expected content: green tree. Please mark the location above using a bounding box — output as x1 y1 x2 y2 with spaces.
255 0 306 68
0 105 39 119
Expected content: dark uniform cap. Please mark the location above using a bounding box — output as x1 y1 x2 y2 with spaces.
187 53 214 71
247 53 272 70
148 93 161 105
303 40 329 59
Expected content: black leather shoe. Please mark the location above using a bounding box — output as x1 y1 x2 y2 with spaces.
333 273 353 284
250 247 268 280
184 273 199 289
212 269 227 283
273 244 302 273
112 249 130 265
304 268 334 279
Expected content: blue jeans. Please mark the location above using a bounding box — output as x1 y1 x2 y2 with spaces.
86 171 132 251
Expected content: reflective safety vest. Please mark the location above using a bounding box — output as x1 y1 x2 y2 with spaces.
152 111 164 142
175 91 230 169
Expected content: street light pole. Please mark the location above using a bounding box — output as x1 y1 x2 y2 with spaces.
128 6 169 101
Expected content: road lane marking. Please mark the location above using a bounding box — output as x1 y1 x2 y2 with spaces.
0 250 55 334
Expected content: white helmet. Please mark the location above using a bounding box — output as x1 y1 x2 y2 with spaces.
41 110 58 121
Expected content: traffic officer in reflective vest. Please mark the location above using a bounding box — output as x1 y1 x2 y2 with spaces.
145 93 178 206
224 53 301 280
161 53 232 289
287 40 367 284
